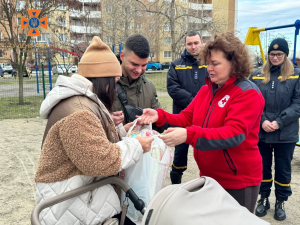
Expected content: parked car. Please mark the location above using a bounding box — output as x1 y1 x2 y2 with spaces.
3 64 13 74
52 64 72 75
161 62 171 70
0 66 3 77
146 61 162 71
71 65 78 73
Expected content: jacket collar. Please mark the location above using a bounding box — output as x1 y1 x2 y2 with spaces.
40 74 110 119
181 49 198 63
206 76 238 95
118 73 146 87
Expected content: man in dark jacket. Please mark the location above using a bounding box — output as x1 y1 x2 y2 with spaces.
167 31 207 184
112 34 161 126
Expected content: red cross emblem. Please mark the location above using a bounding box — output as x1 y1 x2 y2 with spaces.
218 95 230 108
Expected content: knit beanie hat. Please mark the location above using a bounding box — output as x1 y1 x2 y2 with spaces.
78 36 122 78
268 38 289 56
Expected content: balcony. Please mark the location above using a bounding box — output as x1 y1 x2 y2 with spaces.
69 10 101 18
189 16 212 24
189 3 212 10
70 25 102 34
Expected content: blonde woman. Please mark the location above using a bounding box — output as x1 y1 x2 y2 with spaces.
250 38 300 221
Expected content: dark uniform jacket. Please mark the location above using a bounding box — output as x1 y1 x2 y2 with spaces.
167 49 207 114
249 66 300 143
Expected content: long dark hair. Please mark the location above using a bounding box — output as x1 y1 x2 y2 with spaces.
87 77 116 111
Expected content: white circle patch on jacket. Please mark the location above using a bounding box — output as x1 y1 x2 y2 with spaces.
218 95 230 108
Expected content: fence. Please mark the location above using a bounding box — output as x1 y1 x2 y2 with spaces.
0 71 172 120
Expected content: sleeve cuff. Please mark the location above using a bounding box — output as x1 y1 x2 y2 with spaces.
156 108 167 127
275 117 284 129
185 126 196 145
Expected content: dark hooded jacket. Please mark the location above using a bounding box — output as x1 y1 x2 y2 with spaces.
167 49 208 114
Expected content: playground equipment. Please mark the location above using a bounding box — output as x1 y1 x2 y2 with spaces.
244 19 300 64
34 42 83 98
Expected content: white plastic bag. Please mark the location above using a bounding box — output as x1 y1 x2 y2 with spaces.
121 119 172 223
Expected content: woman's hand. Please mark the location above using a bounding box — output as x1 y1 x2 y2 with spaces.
111 111 124 126
123 121 135 132
159 128 187 147
137 108 158 124
262 120 276 133
136 136 154 153
271 121 280 130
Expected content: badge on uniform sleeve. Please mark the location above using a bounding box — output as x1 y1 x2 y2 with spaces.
218 95 230 108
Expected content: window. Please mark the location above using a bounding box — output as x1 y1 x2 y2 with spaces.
148 0 155 2
164 23 170 31
136 23 141 30
166 8 176 17
59 34 68 42
71 19 83 26
106 36 112 44
164 51 172 58
17 17 21 26
16 1 25 10
57 18 67 27
18 34 27 42
105 5 113 13
148 24 155 31
127 22 131 30
181 0 188 2
0 32 2 41
0 50 3 58
164 0 172 2
57 4 66 10
163 37 172 45
36 33 50 42
105 20 113 29
34 1 41 9
84 3 98 11
123 6 131 14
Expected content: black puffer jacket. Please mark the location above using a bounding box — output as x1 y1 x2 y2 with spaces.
167 49 207 114
249 66 300 143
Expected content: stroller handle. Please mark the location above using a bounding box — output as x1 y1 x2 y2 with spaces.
31 177 145 225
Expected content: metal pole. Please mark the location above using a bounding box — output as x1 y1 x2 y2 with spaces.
35 42 39 93
119 44 122 54
112 45 115 53
293 20 300 63
42 63 46 99
47 42 52 90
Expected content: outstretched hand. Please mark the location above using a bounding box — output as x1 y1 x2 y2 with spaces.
137 108 158 124
159 128 187 147
136 136 154 153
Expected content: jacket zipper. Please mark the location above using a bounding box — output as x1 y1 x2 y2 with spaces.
223 149 237 175
205 104 215 128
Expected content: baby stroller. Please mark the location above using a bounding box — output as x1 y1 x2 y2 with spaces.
31 176 270 225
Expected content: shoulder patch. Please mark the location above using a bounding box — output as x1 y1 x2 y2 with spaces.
234 79 260 94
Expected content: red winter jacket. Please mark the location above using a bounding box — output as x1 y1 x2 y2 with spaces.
157 77 264 189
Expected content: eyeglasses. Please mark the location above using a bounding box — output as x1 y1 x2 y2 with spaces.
269 53 285 58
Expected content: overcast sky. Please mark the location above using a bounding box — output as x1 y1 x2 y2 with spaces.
236 0 300 57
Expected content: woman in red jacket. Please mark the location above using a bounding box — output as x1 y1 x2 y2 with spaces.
140 32 265 213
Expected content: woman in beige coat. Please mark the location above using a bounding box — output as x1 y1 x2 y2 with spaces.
35 36 153 225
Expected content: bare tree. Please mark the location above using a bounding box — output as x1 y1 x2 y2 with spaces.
0 0 79 104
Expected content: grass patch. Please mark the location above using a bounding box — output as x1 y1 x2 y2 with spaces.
158 95 172 113
145 72 167 92
0 96 43 120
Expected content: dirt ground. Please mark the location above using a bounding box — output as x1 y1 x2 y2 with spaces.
0 118 300 225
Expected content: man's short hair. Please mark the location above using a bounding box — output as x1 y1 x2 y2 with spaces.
185 31 202 43
124 34 150 58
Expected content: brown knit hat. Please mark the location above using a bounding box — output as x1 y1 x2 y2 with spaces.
78 36 122 78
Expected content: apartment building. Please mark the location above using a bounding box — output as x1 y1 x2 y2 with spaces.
101 0 236 63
